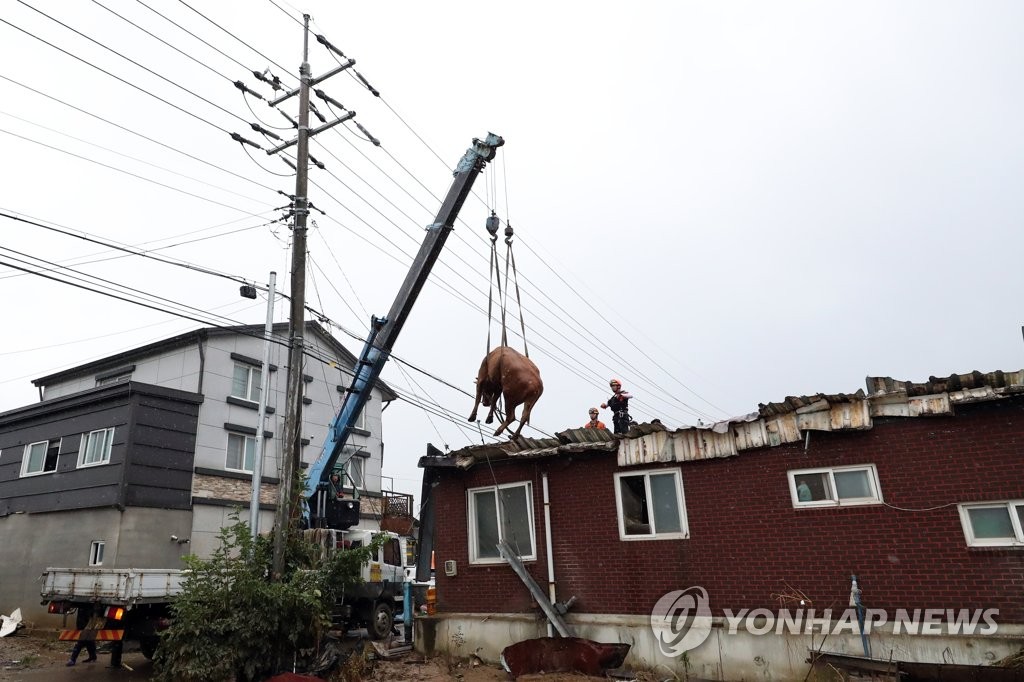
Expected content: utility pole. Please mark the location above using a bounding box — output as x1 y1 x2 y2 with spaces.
249 271 276 537
266 15 356 577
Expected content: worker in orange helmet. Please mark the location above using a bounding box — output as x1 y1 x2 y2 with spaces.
584 407 606 430
601 379 633 435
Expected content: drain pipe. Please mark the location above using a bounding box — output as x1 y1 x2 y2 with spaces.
851 575 871 658
542 472 556 638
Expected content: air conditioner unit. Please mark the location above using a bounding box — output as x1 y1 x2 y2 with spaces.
444 560 457 577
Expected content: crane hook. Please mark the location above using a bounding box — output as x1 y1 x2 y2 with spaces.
486 211 500 241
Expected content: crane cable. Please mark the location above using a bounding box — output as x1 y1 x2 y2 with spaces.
485 212 529 358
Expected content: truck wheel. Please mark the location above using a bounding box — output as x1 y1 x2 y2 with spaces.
368 602 393 640
140 637 159 660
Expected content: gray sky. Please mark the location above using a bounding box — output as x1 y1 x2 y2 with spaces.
2 1 1022 501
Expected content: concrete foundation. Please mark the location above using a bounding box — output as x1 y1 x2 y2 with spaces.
414 613 1024 681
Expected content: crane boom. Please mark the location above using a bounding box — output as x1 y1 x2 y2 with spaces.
305 132 504 527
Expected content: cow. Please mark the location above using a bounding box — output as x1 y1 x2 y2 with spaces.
467 346 543 440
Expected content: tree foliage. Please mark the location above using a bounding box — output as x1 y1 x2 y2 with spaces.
153 514 375 682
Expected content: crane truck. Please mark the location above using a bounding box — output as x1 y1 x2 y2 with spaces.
40 133 504 653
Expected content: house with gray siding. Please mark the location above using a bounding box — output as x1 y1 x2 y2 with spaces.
0 321 398 624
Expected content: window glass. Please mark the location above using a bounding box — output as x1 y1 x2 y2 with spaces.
473 490 500 559
499 486 533 557
89 541 105 566
80 428 113 466
619 475 651 535
1016 504 1024 531
231 365 261 402
226 433 255 472
650 473 682 533
794 472 831 502
835 470 872 499
346 456 364 488
383 538 401 566
968 507 1014 539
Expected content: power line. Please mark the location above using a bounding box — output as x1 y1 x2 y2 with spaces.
133 0 254 76
13 1 252 128
0 109 271 207
0 72 280 195
175 0 294 84
0 15 232 136
0 210 276 286
0 127 272 217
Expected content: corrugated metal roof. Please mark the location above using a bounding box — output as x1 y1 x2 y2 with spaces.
422 369 1024 471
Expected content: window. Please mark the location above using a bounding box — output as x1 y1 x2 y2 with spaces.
788 465 882 508
97 373 131 387
226 433 256 472
78 428 114 467
21 439 60 476
89 541 105 566
467 482 536 563
382 537 401 566
345 456 365 489
614 469 688 540
231 363 262 403
959 502 1024 547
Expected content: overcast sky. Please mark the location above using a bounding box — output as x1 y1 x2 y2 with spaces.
1 1 1022 500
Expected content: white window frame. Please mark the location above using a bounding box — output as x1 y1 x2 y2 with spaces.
788 464 882 508
958 501 1024 547
78 428 114 468
89 541 105 566
230 363 262 403
467 481 537 565
96 373 131 387
613 469 689 541
225 433 256 473
345 455 365 489
20 438 61 477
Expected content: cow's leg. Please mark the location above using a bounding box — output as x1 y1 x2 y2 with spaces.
485 394 500 424
493 401 518 437
468 383 483 422
510 396 538 439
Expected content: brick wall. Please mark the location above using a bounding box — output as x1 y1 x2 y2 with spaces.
433 399 1024 622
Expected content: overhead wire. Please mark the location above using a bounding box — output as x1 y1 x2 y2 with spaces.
0 127 273 217
0 16 232 136
133 0 255 76
0 109 272 207
175 0 295 86
0 72 280 195
314 41 726 419
13 1 253 129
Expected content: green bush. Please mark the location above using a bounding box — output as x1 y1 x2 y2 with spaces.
153 514 374 682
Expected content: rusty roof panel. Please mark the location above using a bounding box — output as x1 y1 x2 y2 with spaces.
866 369 1024 397
430 368 1024 471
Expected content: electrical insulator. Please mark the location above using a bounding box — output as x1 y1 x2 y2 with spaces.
486 212 500 236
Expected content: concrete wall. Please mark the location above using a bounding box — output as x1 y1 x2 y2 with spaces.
0 507 192 626
415 613 1024 681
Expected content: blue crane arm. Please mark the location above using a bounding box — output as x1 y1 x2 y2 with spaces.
304 133 504 521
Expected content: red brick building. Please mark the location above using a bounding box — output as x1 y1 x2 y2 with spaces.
417 370 1024 680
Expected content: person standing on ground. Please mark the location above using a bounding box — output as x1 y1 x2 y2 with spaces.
67 605 104 666
601 379 633 435
584 408 606 430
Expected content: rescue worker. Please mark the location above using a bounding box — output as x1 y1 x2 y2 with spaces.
67 605 103 666
584 408 606 430
601 379 633 435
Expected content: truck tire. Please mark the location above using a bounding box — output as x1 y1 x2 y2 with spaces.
140 636 159 660
368 602 393 640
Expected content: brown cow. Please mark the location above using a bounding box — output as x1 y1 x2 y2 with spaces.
467 346 543 439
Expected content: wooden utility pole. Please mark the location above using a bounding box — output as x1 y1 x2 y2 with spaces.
272 14 311 578
265 15 358 577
